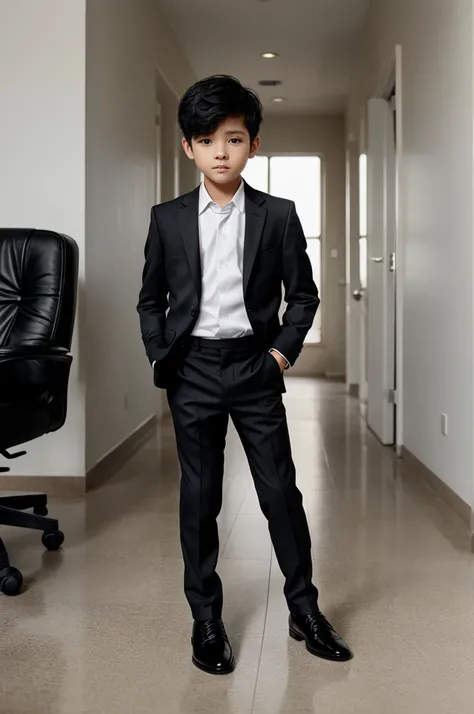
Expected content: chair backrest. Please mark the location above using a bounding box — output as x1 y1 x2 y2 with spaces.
0 229 79 350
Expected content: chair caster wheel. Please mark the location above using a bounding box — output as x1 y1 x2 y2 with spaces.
34 505 48 516
42 530 64 551
0 566 23 595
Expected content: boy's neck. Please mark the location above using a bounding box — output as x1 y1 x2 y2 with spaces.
203 176 242 207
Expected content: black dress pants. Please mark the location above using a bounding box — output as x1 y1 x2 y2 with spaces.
166 336 319 620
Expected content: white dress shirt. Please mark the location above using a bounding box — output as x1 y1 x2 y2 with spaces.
193 180 253 339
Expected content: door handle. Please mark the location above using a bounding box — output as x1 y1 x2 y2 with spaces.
352 289 364 302
370 256 383 263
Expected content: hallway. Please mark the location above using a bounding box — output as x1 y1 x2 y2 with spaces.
2 378 474 714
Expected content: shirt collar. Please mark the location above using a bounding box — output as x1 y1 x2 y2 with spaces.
199 179 245 215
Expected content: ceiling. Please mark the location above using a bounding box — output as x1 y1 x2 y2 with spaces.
156 0 370 115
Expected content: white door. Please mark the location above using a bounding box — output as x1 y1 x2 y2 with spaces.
354 153 368 404
358 286 368 403
366 97 396 444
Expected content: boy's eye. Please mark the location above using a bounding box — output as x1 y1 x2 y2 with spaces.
199 139 212 145
230 138 242 144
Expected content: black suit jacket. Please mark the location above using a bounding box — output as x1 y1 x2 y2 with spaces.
137 181 320 388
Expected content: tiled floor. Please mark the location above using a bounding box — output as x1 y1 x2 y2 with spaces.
2 378 474 713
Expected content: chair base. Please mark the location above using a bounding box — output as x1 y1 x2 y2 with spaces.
0 493 65 596
0 538 23 595
0 447 28 472
0 492 49 518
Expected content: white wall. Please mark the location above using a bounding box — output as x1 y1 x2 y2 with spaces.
348 0 473 504
0 0 87 476
179 148 201 196
85 0 196 471
0 0 195 476
259 115 346 377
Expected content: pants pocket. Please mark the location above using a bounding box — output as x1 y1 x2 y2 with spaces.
262 352 286 393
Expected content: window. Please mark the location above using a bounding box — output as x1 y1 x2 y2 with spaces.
359 153 368 290
239 155 268 193
242 155 322 344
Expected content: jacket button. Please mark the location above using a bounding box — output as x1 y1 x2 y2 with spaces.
191 306 198 318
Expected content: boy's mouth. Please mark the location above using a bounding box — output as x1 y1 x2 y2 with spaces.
213 166 230 172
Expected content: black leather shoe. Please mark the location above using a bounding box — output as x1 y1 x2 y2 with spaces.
289 612 353 662
192 619 235 674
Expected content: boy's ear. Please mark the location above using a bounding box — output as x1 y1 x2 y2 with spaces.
182 136 194 160
249 136 260 159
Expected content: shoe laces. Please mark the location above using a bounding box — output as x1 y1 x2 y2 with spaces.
201 619 225 645
305 612 332 633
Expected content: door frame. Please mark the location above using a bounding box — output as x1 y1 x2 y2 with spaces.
471 12 474 549
372 44 404 455
155 101 162 205
345 141 362 397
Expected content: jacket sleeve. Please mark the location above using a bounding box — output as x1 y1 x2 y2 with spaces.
270 202 320 366
137 207 169 365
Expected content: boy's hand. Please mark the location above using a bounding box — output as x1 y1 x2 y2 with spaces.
269 350 287 374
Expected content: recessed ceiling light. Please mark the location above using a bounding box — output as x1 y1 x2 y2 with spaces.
258 79 282 87
272 97 285 103
261 52 278 59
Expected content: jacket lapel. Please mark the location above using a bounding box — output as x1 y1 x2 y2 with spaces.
243 182 267 295
179 181 267 299
179 187 202 299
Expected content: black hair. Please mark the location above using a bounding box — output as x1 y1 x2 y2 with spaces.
178 75 263 144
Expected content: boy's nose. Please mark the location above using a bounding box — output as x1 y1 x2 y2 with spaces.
214 147 228 160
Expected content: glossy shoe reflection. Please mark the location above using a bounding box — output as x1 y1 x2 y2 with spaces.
192 618 235 675
289 612 353 662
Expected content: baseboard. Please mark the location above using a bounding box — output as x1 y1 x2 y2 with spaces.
0 475 85 496
401 446 471 525
86 415 157 492
0 415 157 497
349 383 359 398
324 372 345 382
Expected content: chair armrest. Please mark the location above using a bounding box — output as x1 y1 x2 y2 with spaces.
0 347 73 401
0 346 71 364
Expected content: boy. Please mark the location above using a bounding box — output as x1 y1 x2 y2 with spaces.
137 75 352 674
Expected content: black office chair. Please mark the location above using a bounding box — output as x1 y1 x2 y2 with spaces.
0 229 79 595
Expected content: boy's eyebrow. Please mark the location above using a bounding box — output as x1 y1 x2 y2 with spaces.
195 129 247 138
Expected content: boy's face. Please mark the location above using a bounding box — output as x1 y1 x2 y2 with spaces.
182 116 260 185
